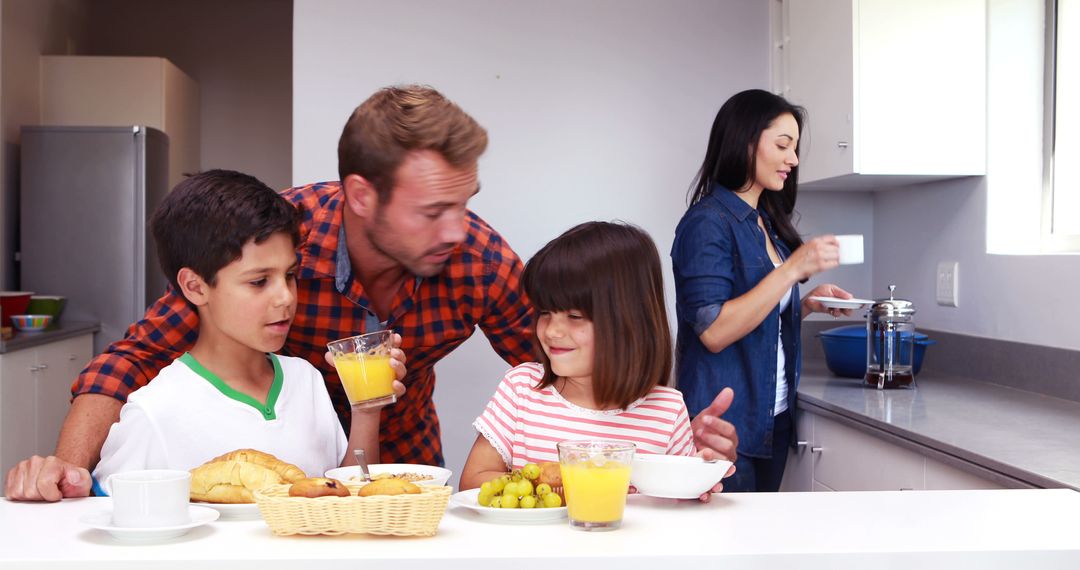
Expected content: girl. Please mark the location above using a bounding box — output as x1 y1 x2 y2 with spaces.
460 221 722 501
671 89 852 493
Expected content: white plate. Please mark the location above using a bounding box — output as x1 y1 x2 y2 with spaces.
79 505 219 541
449 488 567 525
193 501 261 520
325 463 452 487
808 296 874 310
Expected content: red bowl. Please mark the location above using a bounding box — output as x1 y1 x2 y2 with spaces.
0 291 34 327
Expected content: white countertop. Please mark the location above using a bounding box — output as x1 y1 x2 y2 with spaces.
3 489 1080 569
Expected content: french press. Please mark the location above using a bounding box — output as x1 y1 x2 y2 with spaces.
865 285 917 389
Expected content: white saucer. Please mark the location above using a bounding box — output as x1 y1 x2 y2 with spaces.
808 296 874 310
80 505 219 541
193 501 261 520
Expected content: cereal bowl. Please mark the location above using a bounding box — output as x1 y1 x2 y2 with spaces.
325 463 452 487
630 454 732 499
10 314 52 333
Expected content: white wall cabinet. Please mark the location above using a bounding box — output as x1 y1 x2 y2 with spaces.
781 407 1009 492
39 56 200 194
0 334 93 478
780 0 986 190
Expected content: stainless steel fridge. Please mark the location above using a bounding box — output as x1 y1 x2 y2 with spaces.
19 126 170 352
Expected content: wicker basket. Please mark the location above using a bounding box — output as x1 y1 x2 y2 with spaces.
254 484 451 536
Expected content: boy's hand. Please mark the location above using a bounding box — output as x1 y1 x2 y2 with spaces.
324 333 408 382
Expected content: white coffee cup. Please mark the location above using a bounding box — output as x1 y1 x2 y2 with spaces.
835 234 864 265
109 469 191 528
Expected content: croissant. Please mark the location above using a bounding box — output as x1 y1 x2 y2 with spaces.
189 460 286 503
206 448 306 483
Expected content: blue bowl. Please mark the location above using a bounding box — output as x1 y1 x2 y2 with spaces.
817 325 936 378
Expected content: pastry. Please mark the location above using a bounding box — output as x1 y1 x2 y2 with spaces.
190 459 285 503
357 477 421 497
288 477 351 498
207 448 306 483
538 461 562 487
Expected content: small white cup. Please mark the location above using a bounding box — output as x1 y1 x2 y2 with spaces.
835 234 864 265
109 469 191 528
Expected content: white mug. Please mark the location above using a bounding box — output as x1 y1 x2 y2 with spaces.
109 469 191 528
835 234 864 265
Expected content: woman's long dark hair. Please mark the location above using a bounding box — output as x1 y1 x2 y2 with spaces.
688 89 806 251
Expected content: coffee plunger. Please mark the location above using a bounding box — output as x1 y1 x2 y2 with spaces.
865 285 917 389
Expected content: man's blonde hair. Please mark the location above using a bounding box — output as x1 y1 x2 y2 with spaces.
337 85 488 202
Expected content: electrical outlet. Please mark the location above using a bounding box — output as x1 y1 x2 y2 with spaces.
936 262 959 307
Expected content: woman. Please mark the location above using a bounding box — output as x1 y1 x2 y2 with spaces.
671 89 852 492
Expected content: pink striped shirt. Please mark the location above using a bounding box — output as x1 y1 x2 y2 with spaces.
473 362 697 469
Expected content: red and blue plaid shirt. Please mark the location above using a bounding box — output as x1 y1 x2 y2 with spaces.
74 181 535 467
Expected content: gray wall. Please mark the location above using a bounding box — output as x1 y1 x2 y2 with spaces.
0 0 89 289
293 0 772 485
79 0 293 192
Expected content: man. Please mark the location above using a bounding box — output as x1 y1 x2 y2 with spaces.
5 85 738 501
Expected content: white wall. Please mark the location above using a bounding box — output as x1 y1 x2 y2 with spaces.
871 0 1080 353
294 0 771 484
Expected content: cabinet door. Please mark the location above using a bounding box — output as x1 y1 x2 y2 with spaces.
784 0 854 183
812 414 924 491
35 336 93 456
0 350 41 478
924 457 1006 490
779 409 814 492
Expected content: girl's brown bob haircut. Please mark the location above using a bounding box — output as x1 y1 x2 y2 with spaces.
522 221 672 410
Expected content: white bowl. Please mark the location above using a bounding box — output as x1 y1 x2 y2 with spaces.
630 454 732 499
324 463 452 486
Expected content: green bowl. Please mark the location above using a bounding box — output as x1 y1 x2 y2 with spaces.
26 296 66 326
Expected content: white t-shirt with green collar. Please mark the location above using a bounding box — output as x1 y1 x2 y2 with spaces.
93 353 347 493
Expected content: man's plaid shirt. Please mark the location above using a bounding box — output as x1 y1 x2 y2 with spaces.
74 181 535 467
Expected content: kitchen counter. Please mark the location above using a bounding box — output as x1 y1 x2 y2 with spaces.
798 361 1080 490
2 489 1079 569
0 320 99 354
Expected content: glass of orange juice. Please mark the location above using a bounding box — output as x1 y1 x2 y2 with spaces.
327 330 396 410
557 440 635 531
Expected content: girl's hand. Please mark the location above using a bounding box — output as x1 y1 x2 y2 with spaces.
784 235 840 281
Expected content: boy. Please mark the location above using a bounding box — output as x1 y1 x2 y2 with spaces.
92 170 400 492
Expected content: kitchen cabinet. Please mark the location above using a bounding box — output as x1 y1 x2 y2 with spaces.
0 334 93 477
780 0 986 190
39 56 200 193
780 407 1008 492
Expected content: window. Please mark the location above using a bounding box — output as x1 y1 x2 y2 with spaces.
1046 0 1080 251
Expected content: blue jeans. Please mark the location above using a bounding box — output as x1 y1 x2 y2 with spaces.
724 410 792 493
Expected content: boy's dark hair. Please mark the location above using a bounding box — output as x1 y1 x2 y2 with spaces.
150 169 301 292
522 221 672 410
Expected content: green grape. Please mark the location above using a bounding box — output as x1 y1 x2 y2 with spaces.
536 483 552 497
488 496 502 508
519 495 538 509
542 493 562 508
502 481 520 498
499 493 519 509
510 469 523 482
490 475 509 494
480 481 494 495
522 463 541 481
477 489 493 506
516 479 534 497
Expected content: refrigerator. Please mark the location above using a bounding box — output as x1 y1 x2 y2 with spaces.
20 126 170 352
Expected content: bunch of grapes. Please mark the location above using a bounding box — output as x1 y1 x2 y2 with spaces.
476 462 563 509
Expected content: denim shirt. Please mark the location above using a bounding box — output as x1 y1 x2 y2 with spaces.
671 187 801 458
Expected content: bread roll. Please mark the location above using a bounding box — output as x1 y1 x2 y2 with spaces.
538 461 562 487
288 477 351 498
207 448 306 483
190 460 285 503
357 477 421 497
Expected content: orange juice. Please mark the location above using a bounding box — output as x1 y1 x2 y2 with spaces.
561 461 632 523
335 353 394 404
